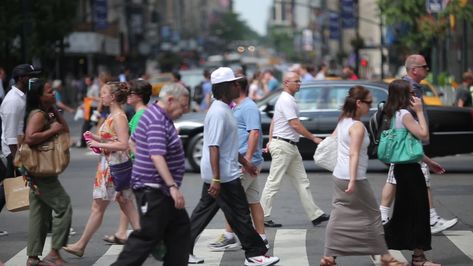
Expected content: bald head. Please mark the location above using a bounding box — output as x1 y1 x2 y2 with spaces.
284 71 299 82
404 54 428 82
283 71 301 95
405 54 426 70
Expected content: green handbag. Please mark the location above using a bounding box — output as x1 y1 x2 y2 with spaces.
377 117 424 164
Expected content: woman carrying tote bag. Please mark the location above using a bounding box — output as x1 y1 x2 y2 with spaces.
24 78 73 266
320 86 406 266
382 80 440 266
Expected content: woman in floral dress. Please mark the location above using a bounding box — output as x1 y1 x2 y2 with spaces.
63 82 140 257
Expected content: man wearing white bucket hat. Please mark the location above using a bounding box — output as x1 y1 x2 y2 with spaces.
188 67 280 266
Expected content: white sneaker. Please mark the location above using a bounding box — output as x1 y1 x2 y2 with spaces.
0 230 8 237
382 218 389 225
431 217 458 234
244 255 280 266
188 254 204 264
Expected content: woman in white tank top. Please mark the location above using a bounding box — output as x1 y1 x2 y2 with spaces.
321 86 407 266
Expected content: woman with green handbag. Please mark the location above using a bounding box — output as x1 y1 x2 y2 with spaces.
382 80 440 266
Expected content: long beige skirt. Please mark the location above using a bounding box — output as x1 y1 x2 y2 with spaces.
324 177 388 256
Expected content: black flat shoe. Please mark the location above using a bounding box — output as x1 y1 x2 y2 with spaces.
312 214 330 226
264 220 282 228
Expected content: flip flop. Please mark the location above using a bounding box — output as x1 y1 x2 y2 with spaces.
103 234 126 245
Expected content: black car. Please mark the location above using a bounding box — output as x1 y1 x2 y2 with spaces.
175 80 473 172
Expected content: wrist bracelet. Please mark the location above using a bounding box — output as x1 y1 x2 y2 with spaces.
167 183 178 189
212 178 220 183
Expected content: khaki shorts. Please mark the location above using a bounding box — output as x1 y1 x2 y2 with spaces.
240 165 263 204
386 161 431 187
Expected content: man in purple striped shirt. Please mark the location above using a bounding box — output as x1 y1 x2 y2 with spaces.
112 83 190 266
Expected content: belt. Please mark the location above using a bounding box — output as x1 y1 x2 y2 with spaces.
273 136 298 145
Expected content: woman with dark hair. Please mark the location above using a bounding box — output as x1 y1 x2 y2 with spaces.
382 80 440 266
63 82 140 257
24 78 73 266
320 86 406 266
103 79 152 244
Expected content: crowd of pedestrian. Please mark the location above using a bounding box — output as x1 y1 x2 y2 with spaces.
0 53 469 266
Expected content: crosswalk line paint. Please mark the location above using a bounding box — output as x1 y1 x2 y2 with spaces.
388 250 408 263
194 229 224 265
443 230 473 260
273 229 309 266
92 245 123 266
6 236 51 266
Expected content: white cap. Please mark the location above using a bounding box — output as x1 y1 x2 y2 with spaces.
210 67 242 85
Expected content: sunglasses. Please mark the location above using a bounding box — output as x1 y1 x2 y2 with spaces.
361 100 373 105
412 64 430 71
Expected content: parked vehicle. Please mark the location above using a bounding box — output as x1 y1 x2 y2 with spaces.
149 73 173 96
175 80 473 172
384 78 444 106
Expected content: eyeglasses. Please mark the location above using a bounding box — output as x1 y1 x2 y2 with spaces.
287 80 301 84
412 64 430 71
361 100 372 106
28 78 39 91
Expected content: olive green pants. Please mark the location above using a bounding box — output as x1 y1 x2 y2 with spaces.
27 176 72 256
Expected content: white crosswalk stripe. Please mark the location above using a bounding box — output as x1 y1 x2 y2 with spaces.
3 230 473 265
192 229 224 265
6 236 51 266
92 245 123 266
442 230 473 260
273 229 309 266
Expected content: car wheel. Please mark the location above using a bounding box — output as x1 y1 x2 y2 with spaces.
187 133 203 172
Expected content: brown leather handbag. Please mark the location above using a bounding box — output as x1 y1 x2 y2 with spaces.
14 110 71 177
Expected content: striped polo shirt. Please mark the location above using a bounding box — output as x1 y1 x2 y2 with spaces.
130 104 185 193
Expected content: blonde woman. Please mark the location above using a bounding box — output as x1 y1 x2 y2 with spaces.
63 82 139 257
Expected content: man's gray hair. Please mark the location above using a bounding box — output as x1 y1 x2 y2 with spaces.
159 82 189 98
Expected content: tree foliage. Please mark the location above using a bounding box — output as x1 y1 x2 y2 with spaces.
0 0 77 66
378 0 473 51
209 12 260 45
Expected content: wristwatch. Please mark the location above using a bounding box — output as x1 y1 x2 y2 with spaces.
167 183 178 189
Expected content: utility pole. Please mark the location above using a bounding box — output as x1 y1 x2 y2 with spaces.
379 5 385 79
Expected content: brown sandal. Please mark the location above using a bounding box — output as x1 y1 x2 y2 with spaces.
411 254 441 266
320 256 337 266
103 234 126 245
26 257 53 266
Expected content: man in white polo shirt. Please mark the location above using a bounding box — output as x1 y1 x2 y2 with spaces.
0 64 40 236
260 71 330 228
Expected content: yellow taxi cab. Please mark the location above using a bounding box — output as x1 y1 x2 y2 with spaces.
383 78 443 106
149 73 174 96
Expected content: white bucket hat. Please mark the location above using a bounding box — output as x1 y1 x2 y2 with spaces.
210 67 242 85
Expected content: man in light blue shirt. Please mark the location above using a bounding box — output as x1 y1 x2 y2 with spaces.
207 76 268 251
188 68 279 266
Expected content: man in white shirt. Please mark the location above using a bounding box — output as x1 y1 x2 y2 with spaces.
0 64 40 236
260 71 330 227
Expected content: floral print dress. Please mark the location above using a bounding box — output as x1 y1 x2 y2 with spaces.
92 113 131 200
